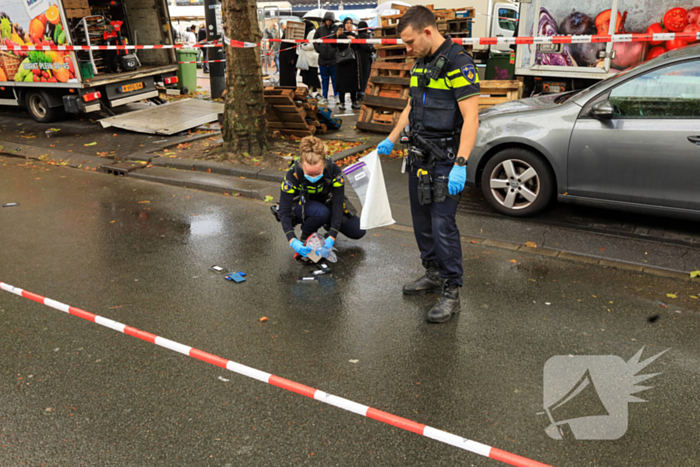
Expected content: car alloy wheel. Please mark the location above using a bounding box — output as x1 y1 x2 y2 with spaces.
489 159 540 210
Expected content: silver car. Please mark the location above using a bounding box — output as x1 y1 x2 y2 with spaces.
467 44 700 219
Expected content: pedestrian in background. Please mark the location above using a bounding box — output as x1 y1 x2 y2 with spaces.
279 23 298 86
335 18 361 110
185 26 197 47
299 21 321 98
356 21 374 101
314 12 339 105
198 23 209 73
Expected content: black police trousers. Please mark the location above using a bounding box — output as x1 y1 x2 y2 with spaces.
408 158 463 286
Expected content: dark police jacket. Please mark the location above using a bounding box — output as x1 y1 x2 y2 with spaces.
278 159 346 241
409 36 481 138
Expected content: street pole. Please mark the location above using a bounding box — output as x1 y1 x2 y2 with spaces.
204 0 225 99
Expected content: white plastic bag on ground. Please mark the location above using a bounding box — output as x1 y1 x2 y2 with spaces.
343 150 395 230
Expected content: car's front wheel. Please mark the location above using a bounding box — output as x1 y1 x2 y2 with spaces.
480 148 555 217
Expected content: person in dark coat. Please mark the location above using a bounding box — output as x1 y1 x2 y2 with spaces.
356 21 374 101
313 12 339 104
198 24 209 73
335 18 361 110
279 23 298 87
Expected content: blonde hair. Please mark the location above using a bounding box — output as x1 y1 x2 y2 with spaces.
299 136 326 166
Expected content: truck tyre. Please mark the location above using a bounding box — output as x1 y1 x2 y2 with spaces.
26 92 61 123
480 148 555 217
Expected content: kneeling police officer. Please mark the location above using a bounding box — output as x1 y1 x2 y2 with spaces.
275 136 366 261
377 6 480 323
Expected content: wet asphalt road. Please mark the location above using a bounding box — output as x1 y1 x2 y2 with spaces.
1 157 699 466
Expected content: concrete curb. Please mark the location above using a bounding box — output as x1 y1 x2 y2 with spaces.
384 225 696 282
0 140 115 170
129 166 277 201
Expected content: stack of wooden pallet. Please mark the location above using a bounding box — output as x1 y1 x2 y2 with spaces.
358 4 475 134
356 62 412 133
478 81 523 111
264 87 328 137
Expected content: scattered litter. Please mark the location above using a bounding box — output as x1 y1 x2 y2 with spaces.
349 359 359 364
225 272 246 283
218 376 230 382
210 265 227 274
154 140 168 143
654 301 669 308
297 276 319 283
545 302 551 306
259 316 268 322
313 263 332 276
3 203 19 207
53 348 59 352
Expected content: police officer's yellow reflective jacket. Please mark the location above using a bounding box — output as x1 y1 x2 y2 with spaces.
409 36 481 138
278 159 348 241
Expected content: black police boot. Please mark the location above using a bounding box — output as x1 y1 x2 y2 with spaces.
426 281 460 324
403 263 442 295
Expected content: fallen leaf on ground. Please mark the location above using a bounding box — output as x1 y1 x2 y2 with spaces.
264 195 274 203
509 259 517 263
259 317 268 322
666 293 677 299
524 241 537 248
690 270 700 278
137 201 150 204
84 142 97 146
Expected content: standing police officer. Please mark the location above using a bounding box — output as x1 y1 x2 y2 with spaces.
377 6 480 324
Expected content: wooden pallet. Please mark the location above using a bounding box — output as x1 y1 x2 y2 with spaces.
478 80 522 110
264 87 327 137
357 62 412 134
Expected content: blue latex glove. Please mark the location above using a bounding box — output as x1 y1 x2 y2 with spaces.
448 165 467 195
290 238 312 257
317 237 335 258
377 138 394 155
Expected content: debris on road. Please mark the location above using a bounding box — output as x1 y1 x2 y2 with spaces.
3 203 19 207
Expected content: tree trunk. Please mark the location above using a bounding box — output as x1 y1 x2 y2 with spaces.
221 0 269 158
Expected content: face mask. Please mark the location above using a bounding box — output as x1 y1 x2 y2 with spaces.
305 173 323 184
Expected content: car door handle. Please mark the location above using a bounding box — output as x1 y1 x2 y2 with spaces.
688 136 700 144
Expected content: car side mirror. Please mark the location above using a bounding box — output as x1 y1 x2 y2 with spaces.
590 100 614 120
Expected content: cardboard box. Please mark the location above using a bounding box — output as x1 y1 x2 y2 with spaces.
65 7 91 18
63 0 90 8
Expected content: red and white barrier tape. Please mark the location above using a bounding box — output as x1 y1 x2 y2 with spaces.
0 280 552 467
177 60 227 64
1 32 699 52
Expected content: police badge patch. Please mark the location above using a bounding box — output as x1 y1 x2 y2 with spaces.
281 180 295 193
461 64 478 84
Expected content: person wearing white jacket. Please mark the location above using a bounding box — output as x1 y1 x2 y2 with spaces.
298 24 322 100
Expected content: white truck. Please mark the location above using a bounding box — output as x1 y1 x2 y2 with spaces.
514 0 698 95
0 0 180 122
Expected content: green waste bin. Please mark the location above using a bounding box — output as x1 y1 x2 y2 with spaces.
485 51 516 81
176 48 198 94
